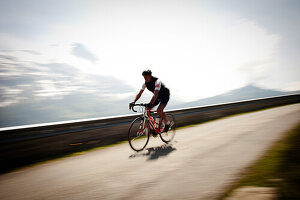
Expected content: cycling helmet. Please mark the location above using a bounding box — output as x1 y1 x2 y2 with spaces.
142 70 152 76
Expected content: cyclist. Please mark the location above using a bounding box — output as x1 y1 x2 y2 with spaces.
129 70 170 133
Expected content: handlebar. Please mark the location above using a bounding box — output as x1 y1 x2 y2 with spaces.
130 103 147 112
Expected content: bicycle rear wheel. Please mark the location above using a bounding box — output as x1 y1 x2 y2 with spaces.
128 116 150 151
159 114 176 143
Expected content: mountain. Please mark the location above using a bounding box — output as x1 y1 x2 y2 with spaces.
171 84 300 109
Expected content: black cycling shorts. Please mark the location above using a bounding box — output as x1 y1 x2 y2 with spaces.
153 90 170 107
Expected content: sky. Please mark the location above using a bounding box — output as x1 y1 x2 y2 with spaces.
0 0 299 107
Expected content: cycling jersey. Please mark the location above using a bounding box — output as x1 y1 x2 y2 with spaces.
141 78 162 91
141 77 168 93
141 76 170 106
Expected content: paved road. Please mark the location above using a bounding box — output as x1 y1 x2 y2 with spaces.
0 104 299 200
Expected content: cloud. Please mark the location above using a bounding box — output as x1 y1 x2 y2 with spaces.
71 43 98 62
34 79 82 98
0 86 24 107
18 50 41 55
38 63 79 77
0 50 134 107
0 54 19 62
0 50 40 55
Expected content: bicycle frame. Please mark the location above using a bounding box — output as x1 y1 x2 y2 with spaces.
145 110 161 134
136 105 161 134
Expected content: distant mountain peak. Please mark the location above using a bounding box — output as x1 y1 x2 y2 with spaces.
232 84 264 91
172 84 296 109
242 84 260 89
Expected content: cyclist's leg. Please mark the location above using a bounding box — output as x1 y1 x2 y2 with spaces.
152 98 160 109
157 103 167 124
157 92 170 125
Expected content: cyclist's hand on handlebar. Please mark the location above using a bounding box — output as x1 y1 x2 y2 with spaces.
129 102 135 109
146 102 153 109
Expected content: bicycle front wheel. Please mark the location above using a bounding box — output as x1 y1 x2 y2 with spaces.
128 116 150 152
159 114 176 143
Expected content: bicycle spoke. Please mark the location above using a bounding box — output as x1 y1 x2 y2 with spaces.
128 117 150 151
159 114 176 143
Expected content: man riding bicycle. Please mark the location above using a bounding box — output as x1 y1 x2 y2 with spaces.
129 70 170 133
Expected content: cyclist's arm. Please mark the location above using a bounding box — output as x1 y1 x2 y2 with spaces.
134 83 146 103
150 90 159 105
150 79 161 105
133 89 144 103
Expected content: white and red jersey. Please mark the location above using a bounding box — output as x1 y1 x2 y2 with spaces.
141 77 169 98
141 79 162 91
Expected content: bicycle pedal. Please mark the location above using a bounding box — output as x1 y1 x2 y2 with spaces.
152 131 158 137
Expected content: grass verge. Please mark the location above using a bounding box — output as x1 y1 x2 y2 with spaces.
220 123 300 200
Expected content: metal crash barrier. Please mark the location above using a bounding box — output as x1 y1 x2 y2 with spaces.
0 94 299 172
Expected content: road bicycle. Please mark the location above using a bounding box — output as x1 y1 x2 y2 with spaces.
128 103 176 152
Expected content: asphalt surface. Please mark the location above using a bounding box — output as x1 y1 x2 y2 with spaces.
0 104 299 200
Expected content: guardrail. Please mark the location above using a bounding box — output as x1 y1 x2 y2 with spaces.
0 94 299 172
